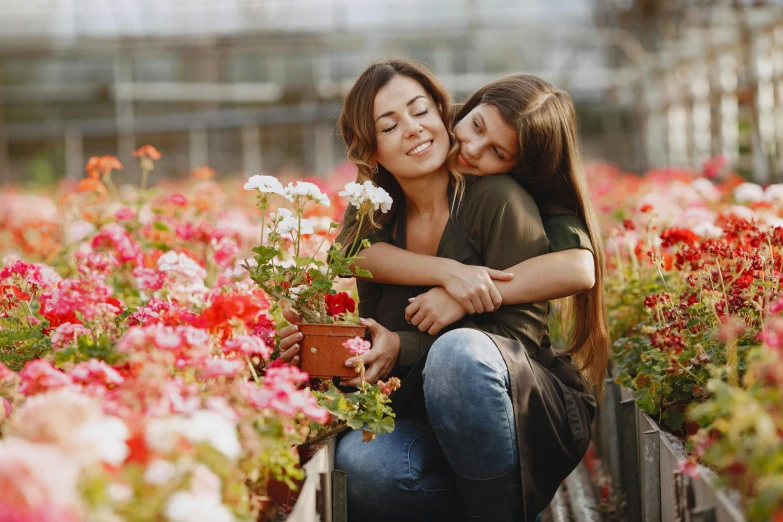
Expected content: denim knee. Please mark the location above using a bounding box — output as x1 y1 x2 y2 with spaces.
423 328 509 390
334 417 452 521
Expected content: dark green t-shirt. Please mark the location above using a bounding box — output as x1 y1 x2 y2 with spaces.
543 214 593 254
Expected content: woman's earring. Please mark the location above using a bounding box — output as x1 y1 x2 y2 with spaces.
371 164 379 174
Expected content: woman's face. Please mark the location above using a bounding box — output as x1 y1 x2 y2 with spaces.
371 75 450 181
452 103 519 176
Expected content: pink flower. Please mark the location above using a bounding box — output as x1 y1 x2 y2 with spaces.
244 366 329 423
76 251 118 277
678 458 700 478
71 359 124 387
343 336 371 357
170 193 187 206
18 360 72 396
0 438 82 519
202 358 245 378
222 335 271 359
91 223 142 266
50 322 92 351
154 327 184 350
212 237 240 269
1 397 12 419
132 267 166 291
114 207 136 221
770 296 783 314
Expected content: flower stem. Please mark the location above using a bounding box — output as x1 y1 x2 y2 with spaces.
348 214 365 258
246 355 260 384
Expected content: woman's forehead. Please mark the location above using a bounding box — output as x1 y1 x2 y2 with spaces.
374 76 430 118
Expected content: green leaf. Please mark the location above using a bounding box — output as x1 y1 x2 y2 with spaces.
353 267 373 279
662 409 685 431
252 245 280 265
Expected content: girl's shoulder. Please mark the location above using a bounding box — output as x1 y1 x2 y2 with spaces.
463 174 534 205
461 175 538 218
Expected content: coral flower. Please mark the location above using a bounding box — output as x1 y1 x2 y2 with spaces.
76 178 107 196
192 166 216 181
133 145 161 161
86 156 122 179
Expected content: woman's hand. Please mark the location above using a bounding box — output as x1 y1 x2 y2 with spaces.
277 309 305 366
405 287 468 335
340 318 400 387
442 261 513 314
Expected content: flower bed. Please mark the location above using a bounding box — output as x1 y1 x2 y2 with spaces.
0 149 397 521
597 158 783 521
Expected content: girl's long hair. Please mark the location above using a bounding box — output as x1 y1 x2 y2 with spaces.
336 58 462 250
454 74 610 403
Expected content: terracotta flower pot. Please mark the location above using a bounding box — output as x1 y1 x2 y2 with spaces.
297 323 367 379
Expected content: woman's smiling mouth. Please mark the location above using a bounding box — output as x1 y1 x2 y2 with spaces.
406 140 433 156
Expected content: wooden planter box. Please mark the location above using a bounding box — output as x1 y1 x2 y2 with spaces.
282 437 347 522
596 381 745 522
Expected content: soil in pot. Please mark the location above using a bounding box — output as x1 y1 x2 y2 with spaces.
297 323 367 379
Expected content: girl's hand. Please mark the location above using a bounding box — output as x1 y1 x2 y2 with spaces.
405 287 468 335
340 318 400 387
277 309 305 366
442 261 513 314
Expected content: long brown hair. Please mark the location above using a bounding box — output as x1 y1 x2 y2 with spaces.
336 58 461 251
455 74 610 403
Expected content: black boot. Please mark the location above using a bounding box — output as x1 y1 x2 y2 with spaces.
454 470 523 522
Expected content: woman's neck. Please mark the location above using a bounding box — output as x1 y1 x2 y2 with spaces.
397 166 451 219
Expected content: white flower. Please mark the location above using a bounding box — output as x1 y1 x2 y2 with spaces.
690 178 721 203
290 285 308 296
145 459 179 485
270 207 292 220
243 174 284 195
766 184 783 205
164 491 235 522
65 220 96 245
339 181 393 213
73 417 130 466
146 411 241 460
107 483 134 503
283 181 331 207
726 205 756 221
734 182 765 204
183 411 242 460
690 221 723 238
157 251 207 280
276 216 314 236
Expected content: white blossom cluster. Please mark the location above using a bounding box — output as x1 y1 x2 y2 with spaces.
270 208 314 235
283 181 331 207
339 181 393 213
243 174 284 195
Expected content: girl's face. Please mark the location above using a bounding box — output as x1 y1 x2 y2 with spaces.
452 103 519 176
371 75 450 181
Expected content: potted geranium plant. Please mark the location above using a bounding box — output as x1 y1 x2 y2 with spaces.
242 176 392 379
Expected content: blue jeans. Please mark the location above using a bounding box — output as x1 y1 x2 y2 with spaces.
335 329 520 521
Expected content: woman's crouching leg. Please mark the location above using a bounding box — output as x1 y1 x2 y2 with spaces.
334 415 453 522
422 328 519 479
423 328 524 521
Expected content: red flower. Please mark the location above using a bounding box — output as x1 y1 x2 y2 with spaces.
325 292 356 316
0 284 30 302
201 293 263 341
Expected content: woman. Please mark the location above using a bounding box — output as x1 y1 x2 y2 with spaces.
278 60 603 522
